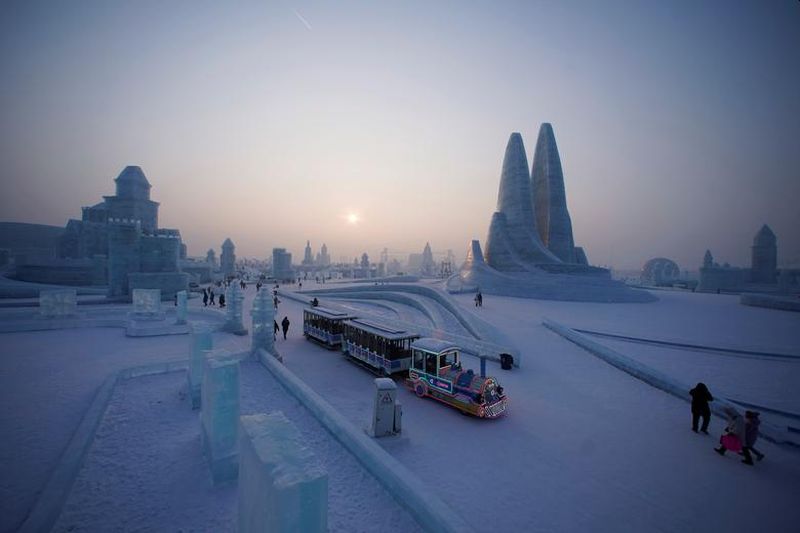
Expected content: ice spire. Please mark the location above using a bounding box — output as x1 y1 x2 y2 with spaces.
485 133 559 270
531 123 576 263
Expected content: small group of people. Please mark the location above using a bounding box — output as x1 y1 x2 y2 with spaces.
474 291 483 307
202 287 216 307
201 286 227 307
689 382 765 466
273 316 291 340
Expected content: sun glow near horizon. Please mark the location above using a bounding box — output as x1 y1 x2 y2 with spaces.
346 212 360 225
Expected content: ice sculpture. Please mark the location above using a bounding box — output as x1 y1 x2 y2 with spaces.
188 327 213 409
175 290 188 325
201 353 240 484
250 289 280 360
39 289 77 317
447 126 657 303
222 284 248 335
484 133 560 271
531 123 576 263
238 412 328 533
130 288 163 320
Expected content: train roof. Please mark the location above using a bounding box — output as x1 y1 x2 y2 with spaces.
345 319 420 340
410 338 459 354
304 306 356 320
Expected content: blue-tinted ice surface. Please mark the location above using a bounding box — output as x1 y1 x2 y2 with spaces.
239 413 327 533
188 326 212 409
201 355 239 483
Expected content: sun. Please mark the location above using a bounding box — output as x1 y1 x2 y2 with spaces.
346 212 360 225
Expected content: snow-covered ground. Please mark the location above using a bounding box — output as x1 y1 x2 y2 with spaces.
2 283 799 532
52 364 420 532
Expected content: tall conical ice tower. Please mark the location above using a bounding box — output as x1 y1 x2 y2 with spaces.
531 123 576 263
485 133 559 271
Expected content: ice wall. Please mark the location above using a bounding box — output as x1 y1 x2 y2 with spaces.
238 412 328 533
39 289 77 317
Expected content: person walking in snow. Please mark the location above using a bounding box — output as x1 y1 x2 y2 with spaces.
219 293 226 308
281 316 290 340
273 320 279 341
714 407 745 459
202 288 208 307
742 411 765 465
209 288 216 306
689 382 714 434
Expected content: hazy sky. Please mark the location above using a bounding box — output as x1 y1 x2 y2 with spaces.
1 0 798 270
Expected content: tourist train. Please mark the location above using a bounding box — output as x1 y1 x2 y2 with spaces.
302 308 508 418
406 338 507 419
341 319 420 375
302 306 356 349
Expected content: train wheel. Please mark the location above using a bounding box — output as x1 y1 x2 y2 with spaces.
415 382 427 398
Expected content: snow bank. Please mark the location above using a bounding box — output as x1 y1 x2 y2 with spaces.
542 318 796 446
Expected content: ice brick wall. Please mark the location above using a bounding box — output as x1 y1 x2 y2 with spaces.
238 413 328 533
39 289 77 317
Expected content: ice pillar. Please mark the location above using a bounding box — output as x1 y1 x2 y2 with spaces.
201 353 239 484
238 412 328 533
188 326 213 409
176 290 188 325
250 289 280 361
223 284 248 335
531 123 576 263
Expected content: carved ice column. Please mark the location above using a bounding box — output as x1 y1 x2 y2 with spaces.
188 325 213 409
251 289 281 361
201 352 239 484
176 290 188 325
222 284 248 335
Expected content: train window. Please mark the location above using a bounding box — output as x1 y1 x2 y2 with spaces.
412 350 424 371
425 352 437 374
440 350 457 369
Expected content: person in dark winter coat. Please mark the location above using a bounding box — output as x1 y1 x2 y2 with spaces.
281 316 290 339
689 382 714 433
715 407 745 458
742 411 765 465
273 320 279 341
209 289 216 306
218 293 226 308
202 288 208 307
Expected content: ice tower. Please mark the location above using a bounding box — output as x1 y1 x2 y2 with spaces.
484 133 560 271
531 123 577 263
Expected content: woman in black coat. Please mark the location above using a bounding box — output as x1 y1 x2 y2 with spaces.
689 382 713 434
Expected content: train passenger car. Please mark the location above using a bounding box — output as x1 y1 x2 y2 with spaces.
303 307 357 349
341 319 420 375
406 338 507 419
